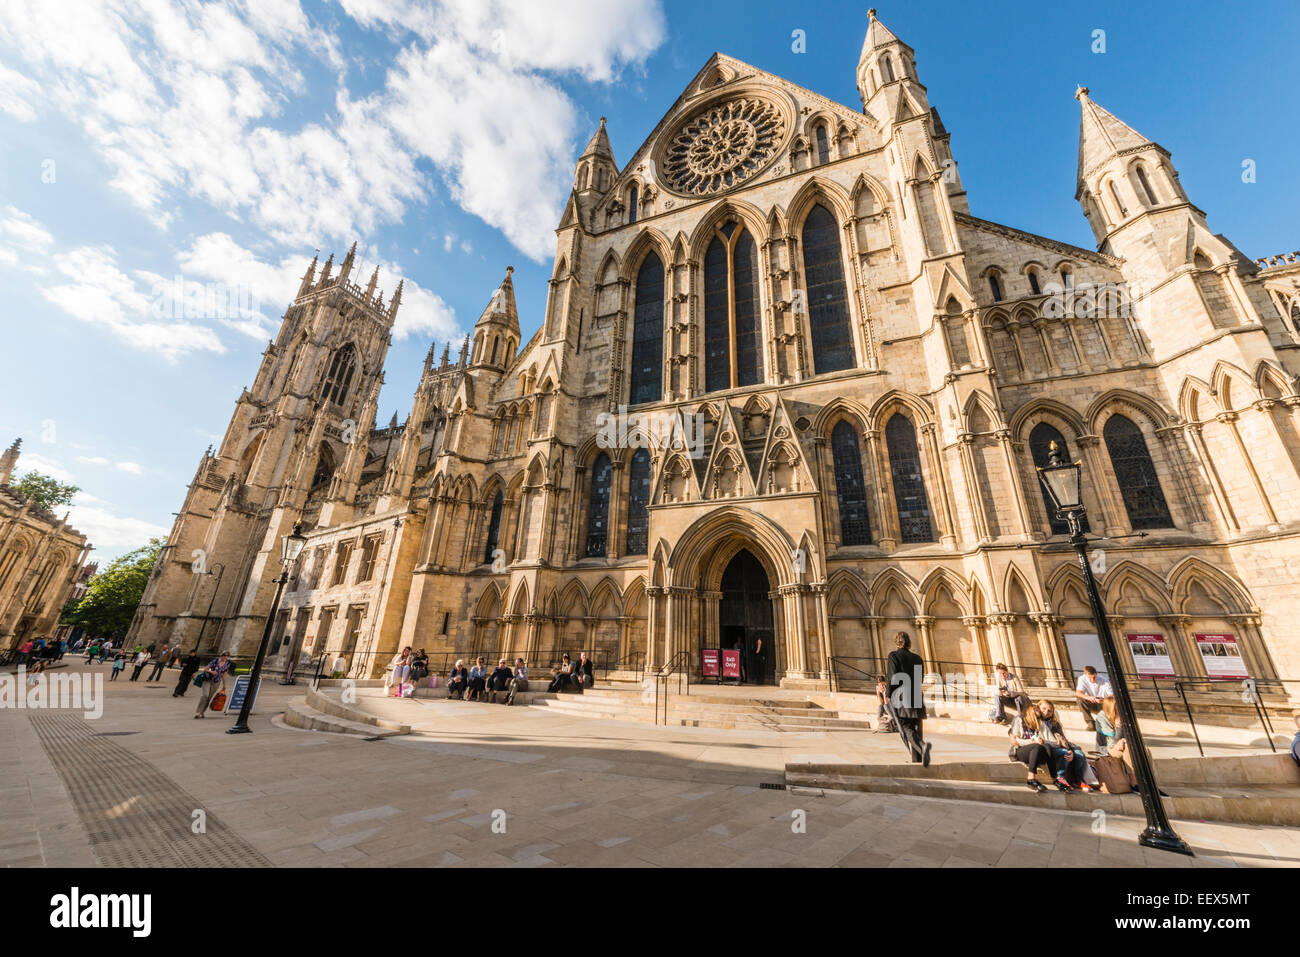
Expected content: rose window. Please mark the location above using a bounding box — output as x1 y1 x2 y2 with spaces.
662 97 785 196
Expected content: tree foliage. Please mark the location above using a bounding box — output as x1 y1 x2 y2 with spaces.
61 538 163 638
12 470 80 511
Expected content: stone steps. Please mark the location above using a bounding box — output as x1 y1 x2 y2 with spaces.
527 689 873 732
782 770 1300 827
304 686 411 733
784 751 1300 826
283 697 409 738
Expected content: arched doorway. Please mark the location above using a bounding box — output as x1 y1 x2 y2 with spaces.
719 549 776 685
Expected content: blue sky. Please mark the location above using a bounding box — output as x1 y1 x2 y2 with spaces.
1 0 1296 564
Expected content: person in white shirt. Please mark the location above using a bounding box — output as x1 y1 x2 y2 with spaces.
1075 666 1105 730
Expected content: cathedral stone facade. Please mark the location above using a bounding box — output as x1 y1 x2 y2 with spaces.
130 14 1300 691
0 439 91 649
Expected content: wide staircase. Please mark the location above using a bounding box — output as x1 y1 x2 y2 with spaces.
526 682 875 732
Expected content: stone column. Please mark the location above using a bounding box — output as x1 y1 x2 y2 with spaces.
1077 434 1126 537
989 614 1021 672
912 615 937 669
865 429 897 551
1227 613 1275 681
1030 612 1067 687
644 586 662 672
955 433 990 541
963 615 990 670
920 423 958 548
701 590 722 651
1218 411 1279 526
810 582 831 679
1184 423 1238 532
996 429 1035 537
1156 614 1200 678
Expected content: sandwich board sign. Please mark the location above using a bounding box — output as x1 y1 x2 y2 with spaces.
224 674 261 714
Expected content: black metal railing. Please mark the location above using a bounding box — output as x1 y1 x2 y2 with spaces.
828 654 1297 749
653 650 692 726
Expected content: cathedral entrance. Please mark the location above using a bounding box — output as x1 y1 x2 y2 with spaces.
719 549 775 685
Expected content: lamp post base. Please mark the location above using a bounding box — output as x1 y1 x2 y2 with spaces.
1139 827 1193 856
225 724 253 735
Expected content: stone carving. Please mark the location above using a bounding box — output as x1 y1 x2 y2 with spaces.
662 96 785 196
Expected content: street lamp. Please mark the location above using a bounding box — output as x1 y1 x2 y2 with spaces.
227 523 307 735
192 562 226 655
1037 442 1191 856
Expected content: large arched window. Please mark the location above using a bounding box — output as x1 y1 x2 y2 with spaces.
831 421 871 545
885 414 934 543
801 204 855 376
585 453 613 557
321 344 356 405
630 253 665 404
703 223 764 393
1104 415 1173 529
626 448 651 555
1029 423 1089 534
483 490 504 564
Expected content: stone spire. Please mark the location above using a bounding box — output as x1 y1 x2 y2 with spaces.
857 8 918 109
387 278 404 322
298 254 318 296
0 437 20 486
365 266 379 299
319 252 334 284
1075 86 1159 195
459 333 470 366
339 240 357 282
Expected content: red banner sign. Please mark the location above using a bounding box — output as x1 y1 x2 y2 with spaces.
701 649 719 678
721 649 741 679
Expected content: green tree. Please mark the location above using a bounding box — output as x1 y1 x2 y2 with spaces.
12 471 80 511
61 538 163 639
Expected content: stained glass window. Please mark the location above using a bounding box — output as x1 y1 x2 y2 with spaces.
802 204 854 375
626 449 651 555
832 421 871 545
1104 415 1173 529
704 236 730 393
483 490 504 564
630 253 664 404
585 454 613 557
885 414 934 543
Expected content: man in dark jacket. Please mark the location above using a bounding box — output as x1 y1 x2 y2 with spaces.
173 650 201 697
886 632 931 766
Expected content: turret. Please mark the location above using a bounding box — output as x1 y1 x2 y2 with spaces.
0 437 20 486
470 267 521 371
572 117 618 229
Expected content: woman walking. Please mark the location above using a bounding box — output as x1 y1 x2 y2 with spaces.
194 652 231 718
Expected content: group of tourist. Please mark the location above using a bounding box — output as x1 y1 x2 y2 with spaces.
12 636 67 668
446 656 535 705
873 634 1153 794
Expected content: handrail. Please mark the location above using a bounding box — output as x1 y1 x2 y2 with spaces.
653 650 692 725
1173 676 1279 757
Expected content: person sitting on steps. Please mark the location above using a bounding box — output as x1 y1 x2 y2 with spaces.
1008 701 1052 792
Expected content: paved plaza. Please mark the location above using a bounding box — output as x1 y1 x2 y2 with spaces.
2 662 1298 868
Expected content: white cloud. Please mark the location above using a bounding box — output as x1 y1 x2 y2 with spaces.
42 244 226 362
115 461 144 475
0 205 55 267
14 451 76 484
0 0 667 259
76 456 110 466
0 62 40 121
66 501 169 551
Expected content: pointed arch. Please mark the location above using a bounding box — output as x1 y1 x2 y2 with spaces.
919 568 971 616
1166 557 1253 615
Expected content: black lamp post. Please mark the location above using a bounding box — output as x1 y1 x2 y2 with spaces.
1037 442 1191 856
228 523 307 735
191 562 225 655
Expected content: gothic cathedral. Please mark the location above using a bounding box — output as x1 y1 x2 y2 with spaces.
130 12 1300 689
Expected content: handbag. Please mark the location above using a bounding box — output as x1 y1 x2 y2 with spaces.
428 675 439 688
192 672 206 688
210 690 227 712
